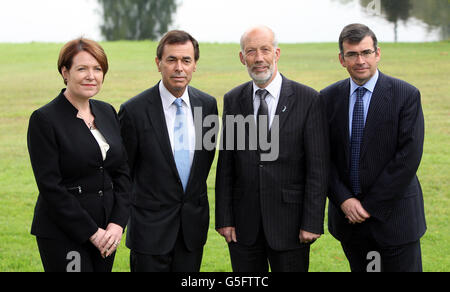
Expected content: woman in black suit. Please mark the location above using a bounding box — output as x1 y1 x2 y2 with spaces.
27 38 131 272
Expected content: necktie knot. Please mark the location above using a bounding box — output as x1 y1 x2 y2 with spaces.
256 89 269 101
356 87 367 100
174 98 184 115
174 98 183 108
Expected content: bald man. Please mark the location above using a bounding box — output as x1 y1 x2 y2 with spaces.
215 26 329 272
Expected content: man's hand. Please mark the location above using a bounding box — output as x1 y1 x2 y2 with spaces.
299 230 321 244
217 227 237 243
341 198 371 224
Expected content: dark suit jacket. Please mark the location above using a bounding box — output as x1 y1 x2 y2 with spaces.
119 82 218 255
27 90 131 244
321 71 426 247
215 75 329 251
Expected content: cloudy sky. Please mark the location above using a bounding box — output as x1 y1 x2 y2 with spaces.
0 0 440 43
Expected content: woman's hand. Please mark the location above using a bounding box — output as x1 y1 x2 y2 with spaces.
99 223 123 258
89 228 106 250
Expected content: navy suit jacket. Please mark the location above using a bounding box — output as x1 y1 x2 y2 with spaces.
321 72 426 247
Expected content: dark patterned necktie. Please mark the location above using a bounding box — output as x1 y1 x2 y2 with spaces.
256 89 269 152
350 87 367 195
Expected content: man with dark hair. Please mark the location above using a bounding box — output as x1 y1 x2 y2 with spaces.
119 30 218 272
321 23 426 272
156 30 200 62
338 23 378 55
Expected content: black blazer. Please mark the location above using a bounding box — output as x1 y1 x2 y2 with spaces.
27 90 131 244
119 82 218 255
321 72 426 247
215 75 329 251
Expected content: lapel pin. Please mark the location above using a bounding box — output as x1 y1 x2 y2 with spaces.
282 106 287 113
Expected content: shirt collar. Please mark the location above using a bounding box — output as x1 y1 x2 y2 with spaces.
159 81 191 111
350 69 379 96
253 71 282 101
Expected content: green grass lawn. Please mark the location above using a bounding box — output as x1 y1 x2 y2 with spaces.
0 41 448 272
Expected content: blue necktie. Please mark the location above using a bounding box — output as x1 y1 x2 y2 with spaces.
350 87 367 195
173 98 190 192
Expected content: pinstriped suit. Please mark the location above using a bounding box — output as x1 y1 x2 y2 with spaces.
322 71 426 271
215 75 329 271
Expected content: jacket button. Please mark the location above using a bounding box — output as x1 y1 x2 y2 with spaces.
98 190 103 197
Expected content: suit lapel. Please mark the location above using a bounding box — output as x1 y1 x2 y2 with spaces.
238 83 260 156
90 101 114 144
361 72 391 160
336 79 351 169
275 76 295 131
238 82 255 121
146 84 181 180
89 101 110 162
185 87 203 193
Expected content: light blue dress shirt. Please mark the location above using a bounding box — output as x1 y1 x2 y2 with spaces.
348 70 379 137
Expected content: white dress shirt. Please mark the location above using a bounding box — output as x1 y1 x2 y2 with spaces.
252 71 282 129
159 81 196 165
90 128 109 161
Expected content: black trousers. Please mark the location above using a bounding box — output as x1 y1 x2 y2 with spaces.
341 223 423 272
36 237 115 272
228 227 311 272
130 229 204 272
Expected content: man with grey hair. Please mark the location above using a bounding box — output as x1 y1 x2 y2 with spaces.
239 28 279 87
240 28 279 54
215 26 329 272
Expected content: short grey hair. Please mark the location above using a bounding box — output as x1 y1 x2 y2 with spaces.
240 25 278 53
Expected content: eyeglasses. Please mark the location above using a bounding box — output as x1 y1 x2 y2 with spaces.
343 49 377 61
